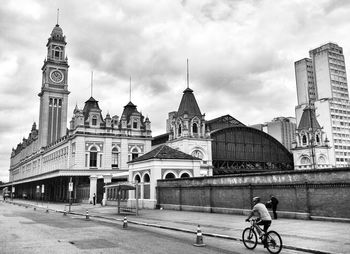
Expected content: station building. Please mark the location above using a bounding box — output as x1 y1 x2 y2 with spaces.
8 23 152 203
6 23 294 207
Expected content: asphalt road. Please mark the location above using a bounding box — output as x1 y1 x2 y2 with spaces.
0 202 304 254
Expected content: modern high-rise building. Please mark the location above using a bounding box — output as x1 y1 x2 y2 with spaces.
250 117 296 152
294 42 350 167
266 117 296 152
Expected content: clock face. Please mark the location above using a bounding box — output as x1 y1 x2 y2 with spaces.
50 70 63 83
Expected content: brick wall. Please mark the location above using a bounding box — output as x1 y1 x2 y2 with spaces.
156 168 350 219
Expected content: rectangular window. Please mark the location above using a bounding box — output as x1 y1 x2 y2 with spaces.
90 152 97 167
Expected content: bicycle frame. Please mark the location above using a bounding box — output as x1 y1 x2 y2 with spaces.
250 219 264 237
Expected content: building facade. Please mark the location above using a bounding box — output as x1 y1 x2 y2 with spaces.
291 106 331 169
165 87 213 176
8 24 152 203
295 43 350 167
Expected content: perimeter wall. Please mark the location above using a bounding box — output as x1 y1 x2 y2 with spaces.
156 168 350 219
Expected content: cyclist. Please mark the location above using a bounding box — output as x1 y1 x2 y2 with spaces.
246 197 272 247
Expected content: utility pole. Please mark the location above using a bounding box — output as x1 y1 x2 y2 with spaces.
309 107 316 170
307 86 316 170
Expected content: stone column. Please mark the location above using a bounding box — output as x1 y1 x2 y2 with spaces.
89 175 97 204
102 174 112 206
103 174 112 184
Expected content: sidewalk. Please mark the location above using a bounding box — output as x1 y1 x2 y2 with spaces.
3 199 350 254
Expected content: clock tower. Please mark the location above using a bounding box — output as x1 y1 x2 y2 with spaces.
38 23 70 147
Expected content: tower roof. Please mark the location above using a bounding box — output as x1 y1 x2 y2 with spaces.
82 97 102 121
297 106 321 130
129 145 200 163
177 88 202 118
48 24 66 44
121 101 139 122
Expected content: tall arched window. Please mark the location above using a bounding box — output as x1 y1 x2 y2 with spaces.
302 135 307 146
178 124 182 136
143 173 150 199
316 134 320 144
192 123 198 134
131 147 139 160
143 174 150 183
53 46 63 60
92 116 97 126
112 147 120 168
89 146 97 167
134 174 141 183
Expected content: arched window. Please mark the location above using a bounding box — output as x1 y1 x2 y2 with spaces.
300 156 311 165
316 134 320 144
53 46 63 60
89 146 97 167
165 172 175 179
178 124 182 136
143 173 150 199
191 150 203 159
134 174 141 183
112 147 120 168
131 147 139 160
143 173 150 183
318 156 326 164
192 123 198 134
180 173 190 178
92 116 97 126
302 135 307 146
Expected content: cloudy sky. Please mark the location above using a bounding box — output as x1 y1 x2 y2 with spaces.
1 0 350 182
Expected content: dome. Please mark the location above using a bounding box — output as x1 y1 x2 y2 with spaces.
51 24 63 38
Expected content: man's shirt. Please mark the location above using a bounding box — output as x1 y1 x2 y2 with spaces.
253 203 272 221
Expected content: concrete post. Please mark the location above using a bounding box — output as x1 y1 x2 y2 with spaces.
179 186 182 211
89 175 98 204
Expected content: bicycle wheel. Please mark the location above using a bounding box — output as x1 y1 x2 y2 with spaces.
265 230 283 254
242 227 257 249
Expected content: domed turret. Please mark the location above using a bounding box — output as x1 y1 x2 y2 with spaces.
51 24 63 37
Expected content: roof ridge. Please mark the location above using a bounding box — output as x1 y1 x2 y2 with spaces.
153 145 165 158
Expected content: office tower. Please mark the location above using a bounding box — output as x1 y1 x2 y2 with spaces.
266 117 296 152
294 43 350 167
250 117 296 152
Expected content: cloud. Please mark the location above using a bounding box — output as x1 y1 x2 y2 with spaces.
1 0 350 181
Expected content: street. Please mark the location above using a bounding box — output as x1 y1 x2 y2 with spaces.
0 202 305 254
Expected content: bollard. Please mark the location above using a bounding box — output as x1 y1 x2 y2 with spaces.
63 207 67 216
46 208 49 213
193 225 206 247
86 209 90 220
123 216 128 229
34 207 36 211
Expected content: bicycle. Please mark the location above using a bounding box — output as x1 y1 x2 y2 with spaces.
242 219 282 254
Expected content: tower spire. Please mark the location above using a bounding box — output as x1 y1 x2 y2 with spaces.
187 58 189 89
129 76 132 102
56 8 59 25
91 71 94 97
